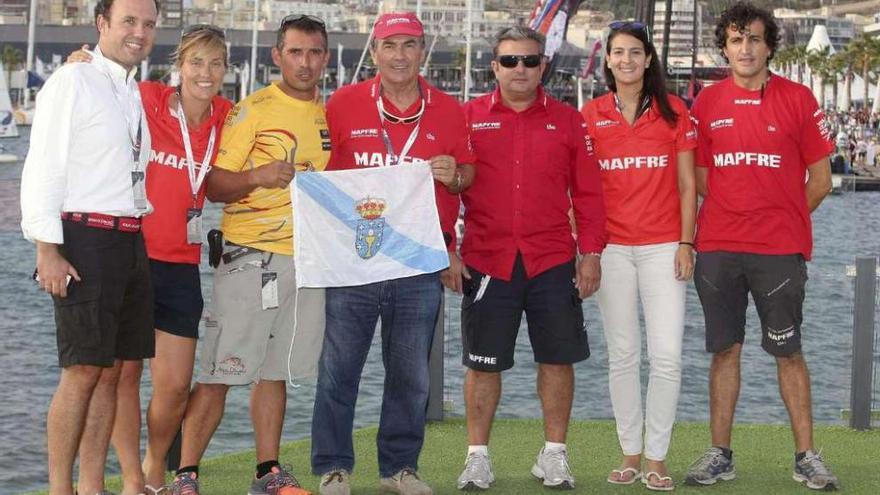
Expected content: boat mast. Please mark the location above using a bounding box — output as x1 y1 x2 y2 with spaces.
249 0 259 95
464 0 472 100
24 0 36 106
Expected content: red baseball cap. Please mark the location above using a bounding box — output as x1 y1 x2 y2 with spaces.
373 12 424 39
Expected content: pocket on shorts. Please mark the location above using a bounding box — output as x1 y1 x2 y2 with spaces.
55 282 102 348
461 267 485 311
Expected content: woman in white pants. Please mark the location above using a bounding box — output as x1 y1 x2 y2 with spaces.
580 21 696 492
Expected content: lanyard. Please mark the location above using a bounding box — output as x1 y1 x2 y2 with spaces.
176 98 217 203
95 51 144 171
376 94 422 166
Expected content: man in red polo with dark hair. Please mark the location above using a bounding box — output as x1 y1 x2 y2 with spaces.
456 25 606 492
311 11 475 495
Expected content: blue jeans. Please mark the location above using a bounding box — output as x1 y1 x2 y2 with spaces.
311 272 442 477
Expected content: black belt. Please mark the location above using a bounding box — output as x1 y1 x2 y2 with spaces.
221 241 263 265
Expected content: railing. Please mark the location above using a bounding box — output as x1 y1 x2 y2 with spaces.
849 256 879 430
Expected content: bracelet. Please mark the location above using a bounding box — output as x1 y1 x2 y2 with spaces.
583 252 602 258
679 241 695 247
449 170 463 193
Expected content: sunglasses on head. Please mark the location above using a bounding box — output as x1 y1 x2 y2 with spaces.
280 14 326 28
181 24 226 40
609 20 646 30
497 54 543 69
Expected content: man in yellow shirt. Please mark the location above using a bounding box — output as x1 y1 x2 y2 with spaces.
166 15 329 495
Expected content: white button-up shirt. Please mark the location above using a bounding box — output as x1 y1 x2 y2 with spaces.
20 46 152 244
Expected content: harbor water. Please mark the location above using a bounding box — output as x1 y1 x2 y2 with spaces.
1 128 878 493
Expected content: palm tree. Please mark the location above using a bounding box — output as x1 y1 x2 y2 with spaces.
846 35 880 109
772 45 793 79
1 44 23 87
807 46 832 108
791 45 808 85
827 52 847 111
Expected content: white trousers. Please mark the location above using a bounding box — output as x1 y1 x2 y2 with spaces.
597 242 685 461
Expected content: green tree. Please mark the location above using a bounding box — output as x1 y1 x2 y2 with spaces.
806 45 832 108
1 44 23 87
846 35 880 109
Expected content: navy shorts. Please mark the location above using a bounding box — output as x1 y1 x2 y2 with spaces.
461 255 589 372
150 259 203 339
695 251 807 357
54 221 154 367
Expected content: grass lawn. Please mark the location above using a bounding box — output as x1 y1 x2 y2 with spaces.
30 419 880 494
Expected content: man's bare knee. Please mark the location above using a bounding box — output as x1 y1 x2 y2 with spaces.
775 351 806 369
60 364 103 390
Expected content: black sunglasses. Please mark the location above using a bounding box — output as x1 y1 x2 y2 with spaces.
181 24 226 40
497 54 543 69
280 14 326 28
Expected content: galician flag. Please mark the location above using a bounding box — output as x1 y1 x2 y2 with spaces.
292 163 449 288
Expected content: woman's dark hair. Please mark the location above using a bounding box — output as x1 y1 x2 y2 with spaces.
603 23 678 126
714 1 780 63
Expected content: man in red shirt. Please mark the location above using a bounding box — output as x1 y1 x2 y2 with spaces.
685 3 838 491
456 26 606 491
311 12 475 495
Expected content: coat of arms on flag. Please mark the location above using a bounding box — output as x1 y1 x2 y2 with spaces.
355 197 386 259
292 163 450 288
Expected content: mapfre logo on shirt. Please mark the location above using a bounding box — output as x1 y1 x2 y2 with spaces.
351 128 379 139
471 121 501 131
594 119 619 128
599 155 669 171
709 118 734 131
734 98 761 105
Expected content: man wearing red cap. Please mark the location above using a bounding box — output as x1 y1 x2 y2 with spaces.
310 11 475 495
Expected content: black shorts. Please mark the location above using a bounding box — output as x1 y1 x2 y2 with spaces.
695 251 807 357
54 221 154 367
150 259 203 339
461 255 589 372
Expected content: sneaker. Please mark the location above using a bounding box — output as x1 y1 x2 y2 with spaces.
457 452 495 490
793 450 840 491
319 469 351 495
248 465 311 495
530 447 575 489
380 468 433 495
168 472 199 495
684 447 736 486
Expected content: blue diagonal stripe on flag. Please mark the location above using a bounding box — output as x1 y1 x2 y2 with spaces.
296 172 448 272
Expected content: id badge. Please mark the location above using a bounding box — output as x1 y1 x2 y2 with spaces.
131 171 147 210
261 271 279 310
186 208 203 244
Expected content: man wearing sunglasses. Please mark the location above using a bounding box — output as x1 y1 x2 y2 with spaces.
456 26 606 491
165 14 329 495
310 11 475 495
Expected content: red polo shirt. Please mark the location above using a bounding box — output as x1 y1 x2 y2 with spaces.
581 93 696 245
139 81 232 264
462 87 606 281
691 75 834 260
325 75 475 250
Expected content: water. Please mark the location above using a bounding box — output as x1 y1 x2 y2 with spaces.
1 127 878 493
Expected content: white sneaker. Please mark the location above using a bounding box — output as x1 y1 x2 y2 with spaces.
457 452 495 490
530 447 575 489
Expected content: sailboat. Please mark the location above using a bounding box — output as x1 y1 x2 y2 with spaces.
0 61 21 163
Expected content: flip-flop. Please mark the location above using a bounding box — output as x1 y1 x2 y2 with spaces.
607 466 643 485
642 471 675 491
144 485 167 495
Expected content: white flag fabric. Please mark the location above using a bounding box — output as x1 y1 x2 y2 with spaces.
292 163 449 288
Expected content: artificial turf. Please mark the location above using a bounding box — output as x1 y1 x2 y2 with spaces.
29 419 880 494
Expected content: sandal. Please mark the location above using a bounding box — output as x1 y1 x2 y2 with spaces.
144 485 167 495
643 471 675 491
607 466 643 485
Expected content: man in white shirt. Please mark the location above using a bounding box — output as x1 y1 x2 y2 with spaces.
19 1 158 493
